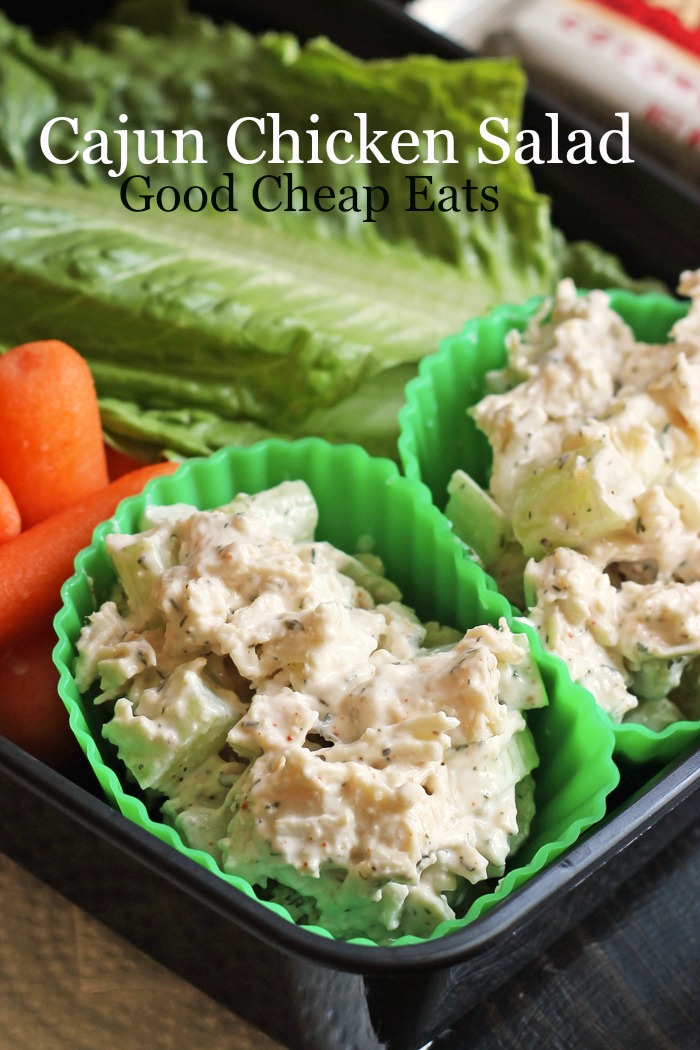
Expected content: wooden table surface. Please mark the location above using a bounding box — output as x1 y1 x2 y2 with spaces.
433 820 700 1050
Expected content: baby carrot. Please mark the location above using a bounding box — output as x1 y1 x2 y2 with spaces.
0 479 21 544
105 443 150 481
0 340 109 528
0 619 79 768
0 460 179 646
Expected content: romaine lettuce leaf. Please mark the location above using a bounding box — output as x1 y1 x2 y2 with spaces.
0 3 562 457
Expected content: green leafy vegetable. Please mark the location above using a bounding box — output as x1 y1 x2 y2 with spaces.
0 2 636 457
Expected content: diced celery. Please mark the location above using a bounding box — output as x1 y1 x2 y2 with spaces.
511 437 644 558
141 503 198 527
489 540 529 609
103 664 242 791
422 621 463 649
629 657 687 703
507 773 537 857
219 481 318 543
623 696 684 730
498 638 548 711
666 657 700 721
108 528 177 621
162 751 245 858
337 552 403 604
446 469 513 567
665 461 700 529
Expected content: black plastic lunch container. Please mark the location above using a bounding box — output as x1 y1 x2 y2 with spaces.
1 3 699 1049
2 734 699 1050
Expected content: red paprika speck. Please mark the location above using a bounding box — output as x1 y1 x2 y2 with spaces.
241 802 248 811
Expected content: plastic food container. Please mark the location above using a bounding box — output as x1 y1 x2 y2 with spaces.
398 289 700 766
0 3 698 1049
1 727 697 1050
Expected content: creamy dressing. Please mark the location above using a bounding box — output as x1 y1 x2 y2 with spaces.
470 270 700 725
75 481 546 941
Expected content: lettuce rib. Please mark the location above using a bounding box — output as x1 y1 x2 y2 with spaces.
0 3 562 457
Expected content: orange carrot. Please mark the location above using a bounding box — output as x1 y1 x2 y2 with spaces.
105 443 150 481
0 340 109 528
0 479 21 543
0 461 179 646
0 619 79 768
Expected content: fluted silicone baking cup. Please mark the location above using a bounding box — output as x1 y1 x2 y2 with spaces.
54 439 617 946
398 289 700 765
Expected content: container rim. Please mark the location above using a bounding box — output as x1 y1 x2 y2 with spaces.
2 733 697 975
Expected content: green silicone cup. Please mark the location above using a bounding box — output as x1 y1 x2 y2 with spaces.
54 438 617 946
398 290 700 765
